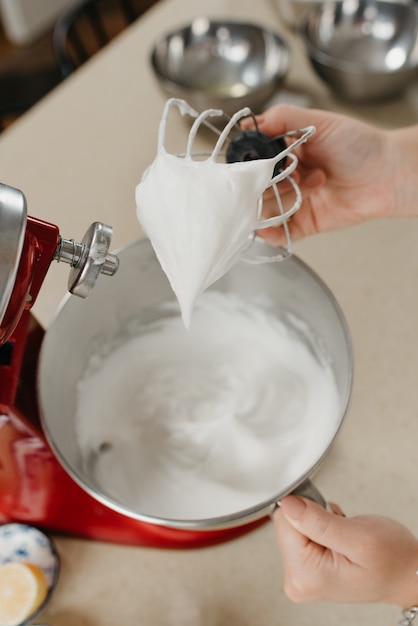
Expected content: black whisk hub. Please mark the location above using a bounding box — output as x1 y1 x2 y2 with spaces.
226 130 287 177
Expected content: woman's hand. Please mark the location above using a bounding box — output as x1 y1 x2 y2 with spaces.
274 495 418 607
242 104 417 245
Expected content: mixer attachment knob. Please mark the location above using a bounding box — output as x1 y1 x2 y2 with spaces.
54 222 119 298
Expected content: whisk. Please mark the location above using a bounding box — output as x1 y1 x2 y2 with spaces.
136 97 315 327
158 97 315 263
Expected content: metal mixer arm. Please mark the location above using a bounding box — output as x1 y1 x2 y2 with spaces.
0 182 119 345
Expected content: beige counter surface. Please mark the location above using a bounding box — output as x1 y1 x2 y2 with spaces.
1 0 418 624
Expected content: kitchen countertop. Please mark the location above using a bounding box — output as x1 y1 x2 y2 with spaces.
1 0 418 624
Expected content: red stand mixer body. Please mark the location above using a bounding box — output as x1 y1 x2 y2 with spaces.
0 183 263 548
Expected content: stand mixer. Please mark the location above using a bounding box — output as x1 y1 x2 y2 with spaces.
0 102 326 548
0 182 266 547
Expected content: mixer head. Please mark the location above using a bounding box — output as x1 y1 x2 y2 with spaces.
0 182 119 344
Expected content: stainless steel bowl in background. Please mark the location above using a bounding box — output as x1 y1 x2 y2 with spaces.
299 0 418 101
150 18 291 116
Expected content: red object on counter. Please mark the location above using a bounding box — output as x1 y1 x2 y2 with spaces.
0 216 59 347
0 217 266 548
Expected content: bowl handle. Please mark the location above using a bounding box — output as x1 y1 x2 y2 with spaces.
291 479 327 508
270 478 327 517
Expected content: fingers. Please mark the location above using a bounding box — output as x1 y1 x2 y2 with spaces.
273 496 354 603
256 165 327 245
257 105 316 136
273 499 330 603
242 103 330 138
257 218 307 246
241 104 314 135
277 496 353 555
274 498 418 606
274 502 310 553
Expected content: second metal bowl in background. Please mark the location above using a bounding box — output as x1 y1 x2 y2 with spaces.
299 0 418 101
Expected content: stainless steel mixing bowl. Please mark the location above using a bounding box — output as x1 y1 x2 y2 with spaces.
299 0 418 101
38 237 353 531
150 19 291 116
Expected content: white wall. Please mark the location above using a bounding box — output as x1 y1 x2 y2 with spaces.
0 0 81 45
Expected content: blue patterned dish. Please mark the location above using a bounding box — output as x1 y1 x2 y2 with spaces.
0 523 60 625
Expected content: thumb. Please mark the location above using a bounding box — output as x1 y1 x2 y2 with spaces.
255 104 323 137
280 495 353 554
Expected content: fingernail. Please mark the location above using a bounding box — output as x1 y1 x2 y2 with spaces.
281 495 307 520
